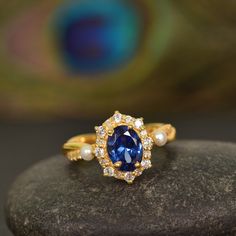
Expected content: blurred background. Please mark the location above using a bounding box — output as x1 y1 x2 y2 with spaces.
0 0 236 235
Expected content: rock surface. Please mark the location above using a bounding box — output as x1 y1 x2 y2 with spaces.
5 140 236 236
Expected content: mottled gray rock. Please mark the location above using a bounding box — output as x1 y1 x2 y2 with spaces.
5 140 236 236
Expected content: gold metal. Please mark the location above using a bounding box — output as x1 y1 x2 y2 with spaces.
135 162 141 168
114 161 122 168
62 111 176 183
108 130 113 136
63 134 96 161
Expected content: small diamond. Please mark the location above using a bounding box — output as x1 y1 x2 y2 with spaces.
143 150 151 159
95 147 105 157
134 119 143 129
96 139 105 146
140 130 147 137
125 116 133 124
143 137 153 149
141 160 152 169
124 172 135 183
96 126 106 137
113 113 122 123
99 158 109 166
103 167 114 176
104 119 113 130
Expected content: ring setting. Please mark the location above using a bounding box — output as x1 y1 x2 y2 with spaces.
95 112 153 183
63 111 176 184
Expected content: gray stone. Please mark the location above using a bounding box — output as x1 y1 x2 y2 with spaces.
5 140 236 236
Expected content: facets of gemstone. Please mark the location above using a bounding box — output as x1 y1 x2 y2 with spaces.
96 126 106 137
107 125 143 172
143 137 153 149
140 129 147 137
125 115 133 124
141 160 152 169
96 139 105 147
124 172 135 183
103 167 114 176
95 147 105 157
113 113 122 123
104 119 113 130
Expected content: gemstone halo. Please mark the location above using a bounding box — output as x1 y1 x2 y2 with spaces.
95 111 153 183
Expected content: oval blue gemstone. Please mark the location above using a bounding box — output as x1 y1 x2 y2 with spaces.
107 125 143 171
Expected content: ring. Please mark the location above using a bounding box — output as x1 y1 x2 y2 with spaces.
63 111 176 184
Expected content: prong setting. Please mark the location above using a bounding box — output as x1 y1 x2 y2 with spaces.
114 161 122 168
135 162 141 168
108 130 113 136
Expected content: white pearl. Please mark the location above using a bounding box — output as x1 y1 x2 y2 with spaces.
80 144 94 161
153 130 167 147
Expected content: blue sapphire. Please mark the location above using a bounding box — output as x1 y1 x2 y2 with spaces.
107 125 143 171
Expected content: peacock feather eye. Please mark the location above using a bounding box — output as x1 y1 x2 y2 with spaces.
51 0 142 75
4 0 171 81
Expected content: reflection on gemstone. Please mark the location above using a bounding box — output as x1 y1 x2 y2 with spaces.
107 125 143 171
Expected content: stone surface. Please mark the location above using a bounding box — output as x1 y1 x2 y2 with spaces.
5 140 236 236
107 125 143 171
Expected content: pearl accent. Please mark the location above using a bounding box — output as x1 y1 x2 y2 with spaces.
153 130 167 147
80 144 94 161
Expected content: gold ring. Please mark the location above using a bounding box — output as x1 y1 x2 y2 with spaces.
62 111 176 184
